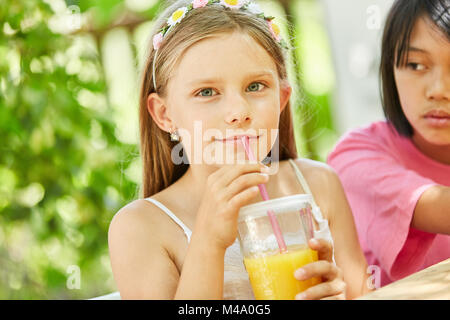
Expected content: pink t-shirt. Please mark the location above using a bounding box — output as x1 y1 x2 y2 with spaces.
327 121 450 286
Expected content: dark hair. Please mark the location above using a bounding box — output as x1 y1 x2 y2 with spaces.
380 0 450 136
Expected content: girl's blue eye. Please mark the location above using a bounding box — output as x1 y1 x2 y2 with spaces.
196 83 265 97
247 82 265 92
197 88 217 97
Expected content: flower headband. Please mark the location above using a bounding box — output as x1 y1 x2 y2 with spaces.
152 0 288 91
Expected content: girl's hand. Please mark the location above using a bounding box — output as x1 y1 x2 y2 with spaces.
193 162 270 250
294 238 347 300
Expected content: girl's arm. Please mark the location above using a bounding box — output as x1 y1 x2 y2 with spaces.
412 186 450 235
313 165 373 299
292 160 372 299
108 202 182 299
108 201 226 299
173 231 226 299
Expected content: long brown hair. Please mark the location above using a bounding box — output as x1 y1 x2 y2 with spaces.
139 0 298 198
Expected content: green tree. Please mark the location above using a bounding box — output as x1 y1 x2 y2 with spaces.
0 0 157 299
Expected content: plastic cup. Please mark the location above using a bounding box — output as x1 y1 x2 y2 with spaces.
238 194 321 300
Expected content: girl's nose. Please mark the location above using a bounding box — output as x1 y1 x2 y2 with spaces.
426 69 450 102
227 113 251 125
224 94 252 125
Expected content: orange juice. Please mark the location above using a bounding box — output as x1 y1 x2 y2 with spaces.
243 244 321 300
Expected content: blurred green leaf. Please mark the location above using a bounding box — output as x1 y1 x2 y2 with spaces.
0 0 141 299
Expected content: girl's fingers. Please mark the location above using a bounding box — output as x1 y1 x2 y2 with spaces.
214 163 268 188
295 260 339 282
295 278 347 300
320 293 346 300
225 172 269 200
308 238 334 263
227 185 260 210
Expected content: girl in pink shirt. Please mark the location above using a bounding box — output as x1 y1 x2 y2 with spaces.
328 0 450 287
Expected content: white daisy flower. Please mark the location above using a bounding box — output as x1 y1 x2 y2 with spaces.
246 2 263 15
167 6 189 27
220 0 246 9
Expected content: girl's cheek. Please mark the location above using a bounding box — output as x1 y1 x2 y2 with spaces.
395 72 418 107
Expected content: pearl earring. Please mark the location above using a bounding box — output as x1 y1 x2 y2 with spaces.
170 129 180 142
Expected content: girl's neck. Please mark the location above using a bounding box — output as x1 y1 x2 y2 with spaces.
173 163 218 208
412 133 450 165
182 163 217 185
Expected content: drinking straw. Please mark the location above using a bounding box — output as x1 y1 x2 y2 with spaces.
300 206 314 242
306 206 315 240
240 136 287 253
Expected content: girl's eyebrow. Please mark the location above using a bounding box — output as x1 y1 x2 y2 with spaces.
407 46 429 54
188 71 276 86
243 71 276 82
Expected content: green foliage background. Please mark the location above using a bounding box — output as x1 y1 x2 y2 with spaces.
0 0 337 299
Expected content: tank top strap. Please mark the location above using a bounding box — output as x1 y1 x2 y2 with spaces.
288 158 336 264
287 159 325 222
287 159 318 206
144 197 192 243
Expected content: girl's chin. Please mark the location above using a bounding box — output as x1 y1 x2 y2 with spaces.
413 128 450 147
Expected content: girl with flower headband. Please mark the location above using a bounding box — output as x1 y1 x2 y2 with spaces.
109 0 371 299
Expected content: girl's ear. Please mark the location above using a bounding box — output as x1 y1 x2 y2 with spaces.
279 80 292 112
147 93 175 133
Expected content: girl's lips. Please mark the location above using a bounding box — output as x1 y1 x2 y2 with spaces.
424 111 450 128
217 135 260 143
424 110 450 118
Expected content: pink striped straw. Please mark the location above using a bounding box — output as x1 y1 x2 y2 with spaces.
240 136 287 253
300 206 314 242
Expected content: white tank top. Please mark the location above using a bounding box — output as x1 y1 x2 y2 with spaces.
144 159 335 300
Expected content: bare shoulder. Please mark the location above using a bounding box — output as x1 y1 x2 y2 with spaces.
108 199 166 253
291 158 340 185
109 199 159 238
108 194 186 246
289 158 343 220
108 199 181 299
